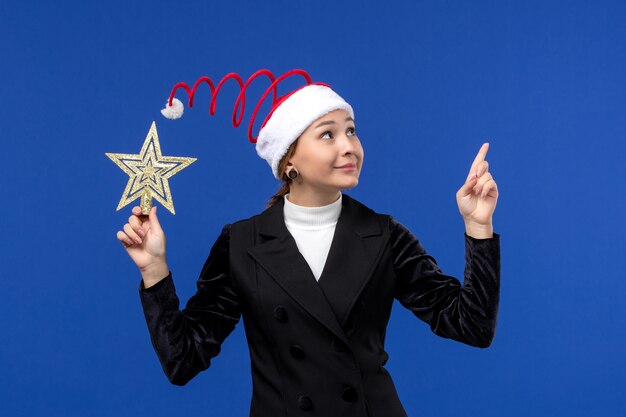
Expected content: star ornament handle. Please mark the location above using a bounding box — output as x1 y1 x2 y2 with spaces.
140 189 153 215
105 121 196 215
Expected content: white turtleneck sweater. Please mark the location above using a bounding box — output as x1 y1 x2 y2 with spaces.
283 192 343 281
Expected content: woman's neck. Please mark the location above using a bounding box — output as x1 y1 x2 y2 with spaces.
285 186 341 207
284 192 342 229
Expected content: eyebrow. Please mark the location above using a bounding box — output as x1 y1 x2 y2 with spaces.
314 116 354 129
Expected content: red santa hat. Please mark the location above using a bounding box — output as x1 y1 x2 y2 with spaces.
161 69 354 180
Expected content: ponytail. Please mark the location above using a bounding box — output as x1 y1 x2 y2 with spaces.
264 140 299 210
265 182 290 210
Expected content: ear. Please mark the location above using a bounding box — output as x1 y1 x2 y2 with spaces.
282 162 292 178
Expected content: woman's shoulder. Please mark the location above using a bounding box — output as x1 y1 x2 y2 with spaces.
221 206 269 235
343 193 389 214
340 195 422 241
341 193 395 224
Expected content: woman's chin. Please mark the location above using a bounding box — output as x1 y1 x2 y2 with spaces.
337 178 359 190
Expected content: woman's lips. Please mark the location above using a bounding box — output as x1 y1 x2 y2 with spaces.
335 163 356 171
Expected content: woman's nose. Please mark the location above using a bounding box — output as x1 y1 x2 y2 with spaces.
338 133 356 154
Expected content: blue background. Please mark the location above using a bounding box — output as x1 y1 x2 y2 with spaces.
1 0 625 416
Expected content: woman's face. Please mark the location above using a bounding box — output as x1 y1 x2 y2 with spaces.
285 109 364 193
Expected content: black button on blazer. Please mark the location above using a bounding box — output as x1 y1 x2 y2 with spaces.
139 193 501 417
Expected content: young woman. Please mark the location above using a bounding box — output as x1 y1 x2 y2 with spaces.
116 70 500 417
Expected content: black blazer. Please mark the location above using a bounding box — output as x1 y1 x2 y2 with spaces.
139 193 500 417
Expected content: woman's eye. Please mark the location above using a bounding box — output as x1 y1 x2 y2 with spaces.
321 127 356 140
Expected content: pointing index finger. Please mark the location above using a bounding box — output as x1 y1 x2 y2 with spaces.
470 142 490 175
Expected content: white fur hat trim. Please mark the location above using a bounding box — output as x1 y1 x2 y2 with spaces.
256 84 354 180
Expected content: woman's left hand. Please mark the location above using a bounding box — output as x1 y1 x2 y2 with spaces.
456 142 499 226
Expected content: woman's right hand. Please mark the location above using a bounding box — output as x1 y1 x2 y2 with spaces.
117 205 168 286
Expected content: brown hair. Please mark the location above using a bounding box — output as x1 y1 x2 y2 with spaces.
264 140 299 210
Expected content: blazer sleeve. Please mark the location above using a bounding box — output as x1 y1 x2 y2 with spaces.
390 216 500 348
138 223 241 385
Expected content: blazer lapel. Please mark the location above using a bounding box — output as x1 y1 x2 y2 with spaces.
247 193 388 344
316 195 388 329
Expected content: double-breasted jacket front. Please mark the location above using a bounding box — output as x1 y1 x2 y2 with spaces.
139 193 501 417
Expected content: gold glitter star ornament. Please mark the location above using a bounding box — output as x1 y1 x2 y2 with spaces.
106 121 196 215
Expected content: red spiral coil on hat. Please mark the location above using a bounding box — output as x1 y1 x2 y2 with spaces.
166 69 329 143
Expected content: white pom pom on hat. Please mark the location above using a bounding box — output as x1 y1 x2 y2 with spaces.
161 69 354 180
161 98 184 119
